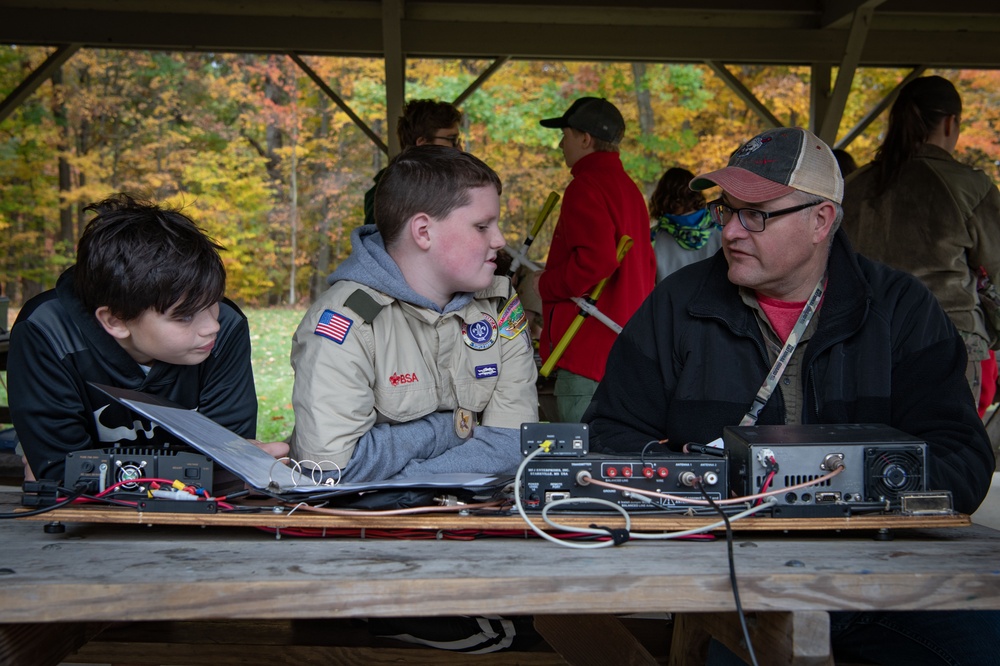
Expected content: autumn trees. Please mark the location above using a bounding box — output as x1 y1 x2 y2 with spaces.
2 47 998 307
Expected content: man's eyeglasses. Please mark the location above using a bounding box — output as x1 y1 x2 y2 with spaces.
707 199 824 233
429 133 461 148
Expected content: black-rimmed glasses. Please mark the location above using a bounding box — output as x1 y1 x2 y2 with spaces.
707 199 823 232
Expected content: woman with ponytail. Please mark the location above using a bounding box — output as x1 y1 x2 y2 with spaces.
842 75 1000 413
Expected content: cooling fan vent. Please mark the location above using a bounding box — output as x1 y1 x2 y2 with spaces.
864 447 924 502
109 449 161 490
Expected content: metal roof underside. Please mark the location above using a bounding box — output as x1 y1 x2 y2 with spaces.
2 0 999 69
3 1 998 151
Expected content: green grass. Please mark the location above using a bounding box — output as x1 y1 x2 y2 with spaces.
246 307 306 443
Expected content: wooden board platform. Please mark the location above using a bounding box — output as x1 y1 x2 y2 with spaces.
13 499 971 533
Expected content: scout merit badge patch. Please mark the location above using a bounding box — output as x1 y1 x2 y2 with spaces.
314 309 353 344
462 313 498 350
454 407 474 439
497 295 528 340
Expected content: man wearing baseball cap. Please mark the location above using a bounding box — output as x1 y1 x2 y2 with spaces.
587 127 996 663
530 96 655 422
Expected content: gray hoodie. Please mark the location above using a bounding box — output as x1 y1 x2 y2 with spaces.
294 225 534 482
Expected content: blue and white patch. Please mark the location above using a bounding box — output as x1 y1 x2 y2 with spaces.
462 313 498 351
734 134 772 158
475 364 498 379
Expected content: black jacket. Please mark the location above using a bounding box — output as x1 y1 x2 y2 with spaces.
9 268 258 481
589 230 995 514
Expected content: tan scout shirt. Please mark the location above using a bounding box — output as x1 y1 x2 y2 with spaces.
289 276 539 469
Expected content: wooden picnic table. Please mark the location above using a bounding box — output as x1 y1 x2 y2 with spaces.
1 491 998 665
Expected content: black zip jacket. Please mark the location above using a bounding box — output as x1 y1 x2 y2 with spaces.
588 230 995 514
9 267 258 481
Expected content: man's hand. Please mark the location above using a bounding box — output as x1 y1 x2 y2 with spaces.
22 456 36 483
248 439 290 459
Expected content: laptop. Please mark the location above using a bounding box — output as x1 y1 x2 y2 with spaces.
91 383 504 501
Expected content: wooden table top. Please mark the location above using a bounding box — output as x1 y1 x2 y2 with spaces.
3 492 999 624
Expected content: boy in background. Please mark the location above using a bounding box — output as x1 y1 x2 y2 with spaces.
533 96 655 422
9 193 285 482
291 145 537 482
363 99 463 226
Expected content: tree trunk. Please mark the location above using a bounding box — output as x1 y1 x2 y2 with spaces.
631 62 657 194
52 67 75 252
311 94 332 302
289 131 298 305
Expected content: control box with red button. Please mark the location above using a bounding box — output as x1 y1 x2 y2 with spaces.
520 453 728 512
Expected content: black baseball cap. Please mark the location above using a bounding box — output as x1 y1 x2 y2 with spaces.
540 97 625 144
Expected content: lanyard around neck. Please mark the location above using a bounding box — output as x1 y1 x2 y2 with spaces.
739 276 826 427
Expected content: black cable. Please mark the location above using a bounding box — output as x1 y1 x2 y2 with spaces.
0 486 88 519
697 480 759 666
74 493 139 508
640 439 666 465
683 442 727 457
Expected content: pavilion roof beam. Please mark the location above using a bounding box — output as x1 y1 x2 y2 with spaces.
810 65 833 138
452 56 509 107
0 44 80 125
835 66 928 150
821 0 887 30
4 9 1000 68
289 53 389 156
383 0 405 157
817 3 876 145
705 61 782 130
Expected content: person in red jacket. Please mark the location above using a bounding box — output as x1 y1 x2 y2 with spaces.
534 97 655 422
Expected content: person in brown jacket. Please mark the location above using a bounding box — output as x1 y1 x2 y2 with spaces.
842 75 1000 408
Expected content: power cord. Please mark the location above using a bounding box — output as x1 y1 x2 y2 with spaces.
515 442 628 549
697 479 759 666
0 484 88 519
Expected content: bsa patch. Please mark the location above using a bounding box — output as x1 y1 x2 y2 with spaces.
462 313 498 350
389 372 419 386
314 309 353 344
497 295 528 340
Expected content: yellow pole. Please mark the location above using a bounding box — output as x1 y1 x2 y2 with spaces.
508 191 559 276
540 235 633 378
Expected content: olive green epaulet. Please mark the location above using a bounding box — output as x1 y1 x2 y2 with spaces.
344 289 384 324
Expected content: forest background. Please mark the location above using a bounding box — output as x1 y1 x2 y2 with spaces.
2 48 999 439
3 48 1000 307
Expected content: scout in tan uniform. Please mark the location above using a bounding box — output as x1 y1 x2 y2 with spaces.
290 146 538 482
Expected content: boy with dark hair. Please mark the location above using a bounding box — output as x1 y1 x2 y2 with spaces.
363 99 464 226
395 98 463 148
291 145 537 482
9 193 284 482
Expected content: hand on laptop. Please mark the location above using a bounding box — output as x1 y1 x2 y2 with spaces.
249 439 290 459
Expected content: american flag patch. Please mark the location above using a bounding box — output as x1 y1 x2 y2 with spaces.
314 309 353 344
